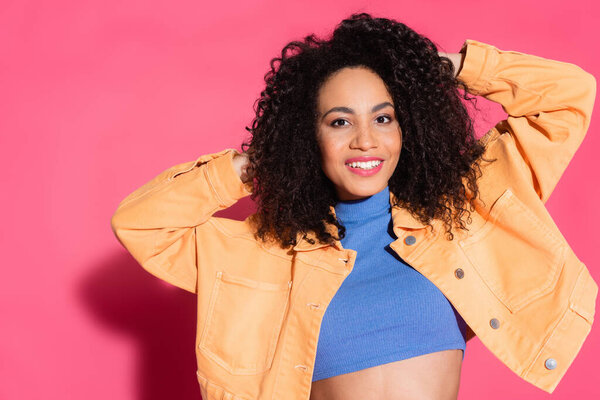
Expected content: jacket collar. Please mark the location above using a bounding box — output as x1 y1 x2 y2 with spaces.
292 190 427 252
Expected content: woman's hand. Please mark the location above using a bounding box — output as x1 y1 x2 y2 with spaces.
438 50 465 78
232 151 252 184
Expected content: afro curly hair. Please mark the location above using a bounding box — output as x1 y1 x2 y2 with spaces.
240 12 494 249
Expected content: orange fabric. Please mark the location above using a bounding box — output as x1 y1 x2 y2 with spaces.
111 39 598 397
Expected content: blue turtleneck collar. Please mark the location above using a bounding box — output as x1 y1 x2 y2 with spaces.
334 185 391 223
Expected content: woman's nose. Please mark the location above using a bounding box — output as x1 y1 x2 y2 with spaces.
351 127 377 150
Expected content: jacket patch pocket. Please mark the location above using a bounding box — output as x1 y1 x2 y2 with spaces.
199 270 292 375
459 188 567 313
196 370 250 400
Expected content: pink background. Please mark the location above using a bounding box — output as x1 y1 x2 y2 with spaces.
2 0 599 399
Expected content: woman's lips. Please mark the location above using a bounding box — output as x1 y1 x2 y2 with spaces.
345 161 384 176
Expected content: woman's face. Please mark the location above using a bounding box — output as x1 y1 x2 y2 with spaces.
316 66 402 201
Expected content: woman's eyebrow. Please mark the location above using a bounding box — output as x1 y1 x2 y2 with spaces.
321 102 394 120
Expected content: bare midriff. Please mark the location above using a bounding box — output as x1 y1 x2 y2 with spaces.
309 349 464 400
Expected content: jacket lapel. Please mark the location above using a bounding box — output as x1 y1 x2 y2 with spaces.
389 190 427 229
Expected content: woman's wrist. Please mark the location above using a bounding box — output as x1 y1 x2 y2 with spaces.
438 51 465 78
232 152 251 183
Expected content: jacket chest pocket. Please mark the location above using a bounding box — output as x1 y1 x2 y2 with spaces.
199 270 292 375
458 188 567 313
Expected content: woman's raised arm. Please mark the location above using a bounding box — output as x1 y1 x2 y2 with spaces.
455 39 596 204
110 148 252 293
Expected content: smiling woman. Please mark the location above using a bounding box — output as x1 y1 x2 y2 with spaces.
230 14 490 398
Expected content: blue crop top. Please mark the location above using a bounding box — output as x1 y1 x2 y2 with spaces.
312 185 467 382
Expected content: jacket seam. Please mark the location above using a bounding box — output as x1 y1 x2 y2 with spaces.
520 298 569 379
521 263 587 378
478 127 500 147
150 230 197 293
271 269 314 399
475 41 496 94
117 176 171 209
502 129 559 204
204 164 227 207
310 247 344 271
460 40 496 95
116 160 204 210
568 264 594 324
406 220 443 263
146 258 196 294
487 76 586 127
207 218 294 262
196 369 251 400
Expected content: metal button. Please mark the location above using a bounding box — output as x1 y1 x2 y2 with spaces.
454 268 464 279
490 318 500 329
404 235 416 246
545 358 557 370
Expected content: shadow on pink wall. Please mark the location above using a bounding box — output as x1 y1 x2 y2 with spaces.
80 196 255 399
80 254 198 398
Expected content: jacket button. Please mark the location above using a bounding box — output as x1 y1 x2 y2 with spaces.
489 318 500 329
454 268 464 279
545 358 557 370
404 235 416 246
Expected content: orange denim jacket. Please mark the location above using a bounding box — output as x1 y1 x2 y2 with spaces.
111 39 598 398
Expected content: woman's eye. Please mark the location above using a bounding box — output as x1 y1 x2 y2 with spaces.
330 115 392 127
331 119 349 127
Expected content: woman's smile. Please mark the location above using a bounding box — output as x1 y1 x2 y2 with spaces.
345 159 384 176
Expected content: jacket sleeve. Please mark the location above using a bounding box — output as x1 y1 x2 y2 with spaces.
456 39 597 204
110 148 253 293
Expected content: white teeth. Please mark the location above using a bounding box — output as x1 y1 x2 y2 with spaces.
345 160 382 170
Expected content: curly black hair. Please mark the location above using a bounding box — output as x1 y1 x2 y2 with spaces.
240 12 494 248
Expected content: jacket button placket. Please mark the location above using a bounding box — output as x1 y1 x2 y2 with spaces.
296 256 350 377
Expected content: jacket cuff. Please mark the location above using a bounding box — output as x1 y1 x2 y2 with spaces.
456 39 499 95
206 148 253 207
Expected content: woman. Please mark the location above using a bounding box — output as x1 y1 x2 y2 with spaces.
111 13 597 400
233 14 480 399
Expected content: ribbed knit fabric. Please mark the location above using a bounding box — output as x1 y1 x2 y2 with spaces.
312 185 467 382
